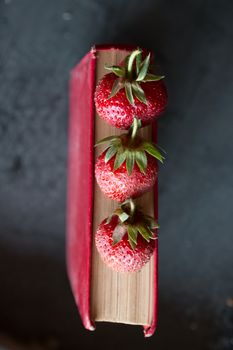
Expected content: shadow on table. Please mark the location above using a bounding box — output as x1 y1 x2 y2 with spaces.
0 242 223 350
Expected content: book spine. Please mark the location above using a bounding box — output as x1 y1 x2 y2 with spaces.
67 49 96 331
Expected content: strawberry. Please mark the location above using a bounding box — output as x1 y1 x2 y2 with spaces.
95 118 164 202
94 49 167 130
95 199 158 272
95 151 157 202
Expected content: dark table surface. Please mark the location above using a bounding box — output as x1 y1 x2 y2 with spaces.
0 0 233 349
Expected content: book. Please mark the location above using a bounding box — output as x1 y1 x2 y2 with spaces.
67 45 158 337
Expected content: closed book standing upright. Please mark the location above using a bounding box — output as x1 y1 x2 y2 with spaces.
67 45 158 337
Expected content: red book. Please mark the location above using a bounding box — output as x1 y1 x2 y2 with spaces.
67 45 158 337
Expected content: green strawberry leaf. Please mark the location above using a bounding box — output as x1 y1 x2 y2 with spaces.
147 228 158 239
127 225 138 249
143 142 165 163
126 151 135 175
108 78 123 99
137 224 151 242
123 54 130 77
105 146 117 163
135 150 147 174
112 224 127 245
126 49 141 77
104 65 125 77
142 73 165 82
136 53 150 81
144 215 159 229
132 82 147 104
127 225 138 244
113 149 127 171
125 82 135 105
95 135 119 147
136 51 142 75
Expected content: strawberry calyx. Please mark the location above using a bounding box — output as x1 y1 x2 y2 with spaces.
104 49 165 106
105 199 159 250
95 118 165 175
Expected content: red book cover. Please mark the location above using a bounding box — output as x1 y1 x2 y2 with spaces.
66 45 158 337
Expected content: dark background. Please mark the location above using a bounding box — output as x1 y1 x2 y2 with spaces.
0 0 232 349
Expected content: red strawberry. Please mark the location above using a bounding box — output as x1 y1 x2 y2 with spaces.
95 200 158 272
94 49 167 130
95 150 157 202
95 119 164 202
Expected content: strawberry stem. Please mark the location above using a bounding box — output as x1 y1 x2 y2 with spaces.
130 117 141 140
129 198 136 217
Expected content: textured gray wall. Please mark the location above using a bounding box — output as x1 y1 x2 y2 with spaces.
0 0 232 349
